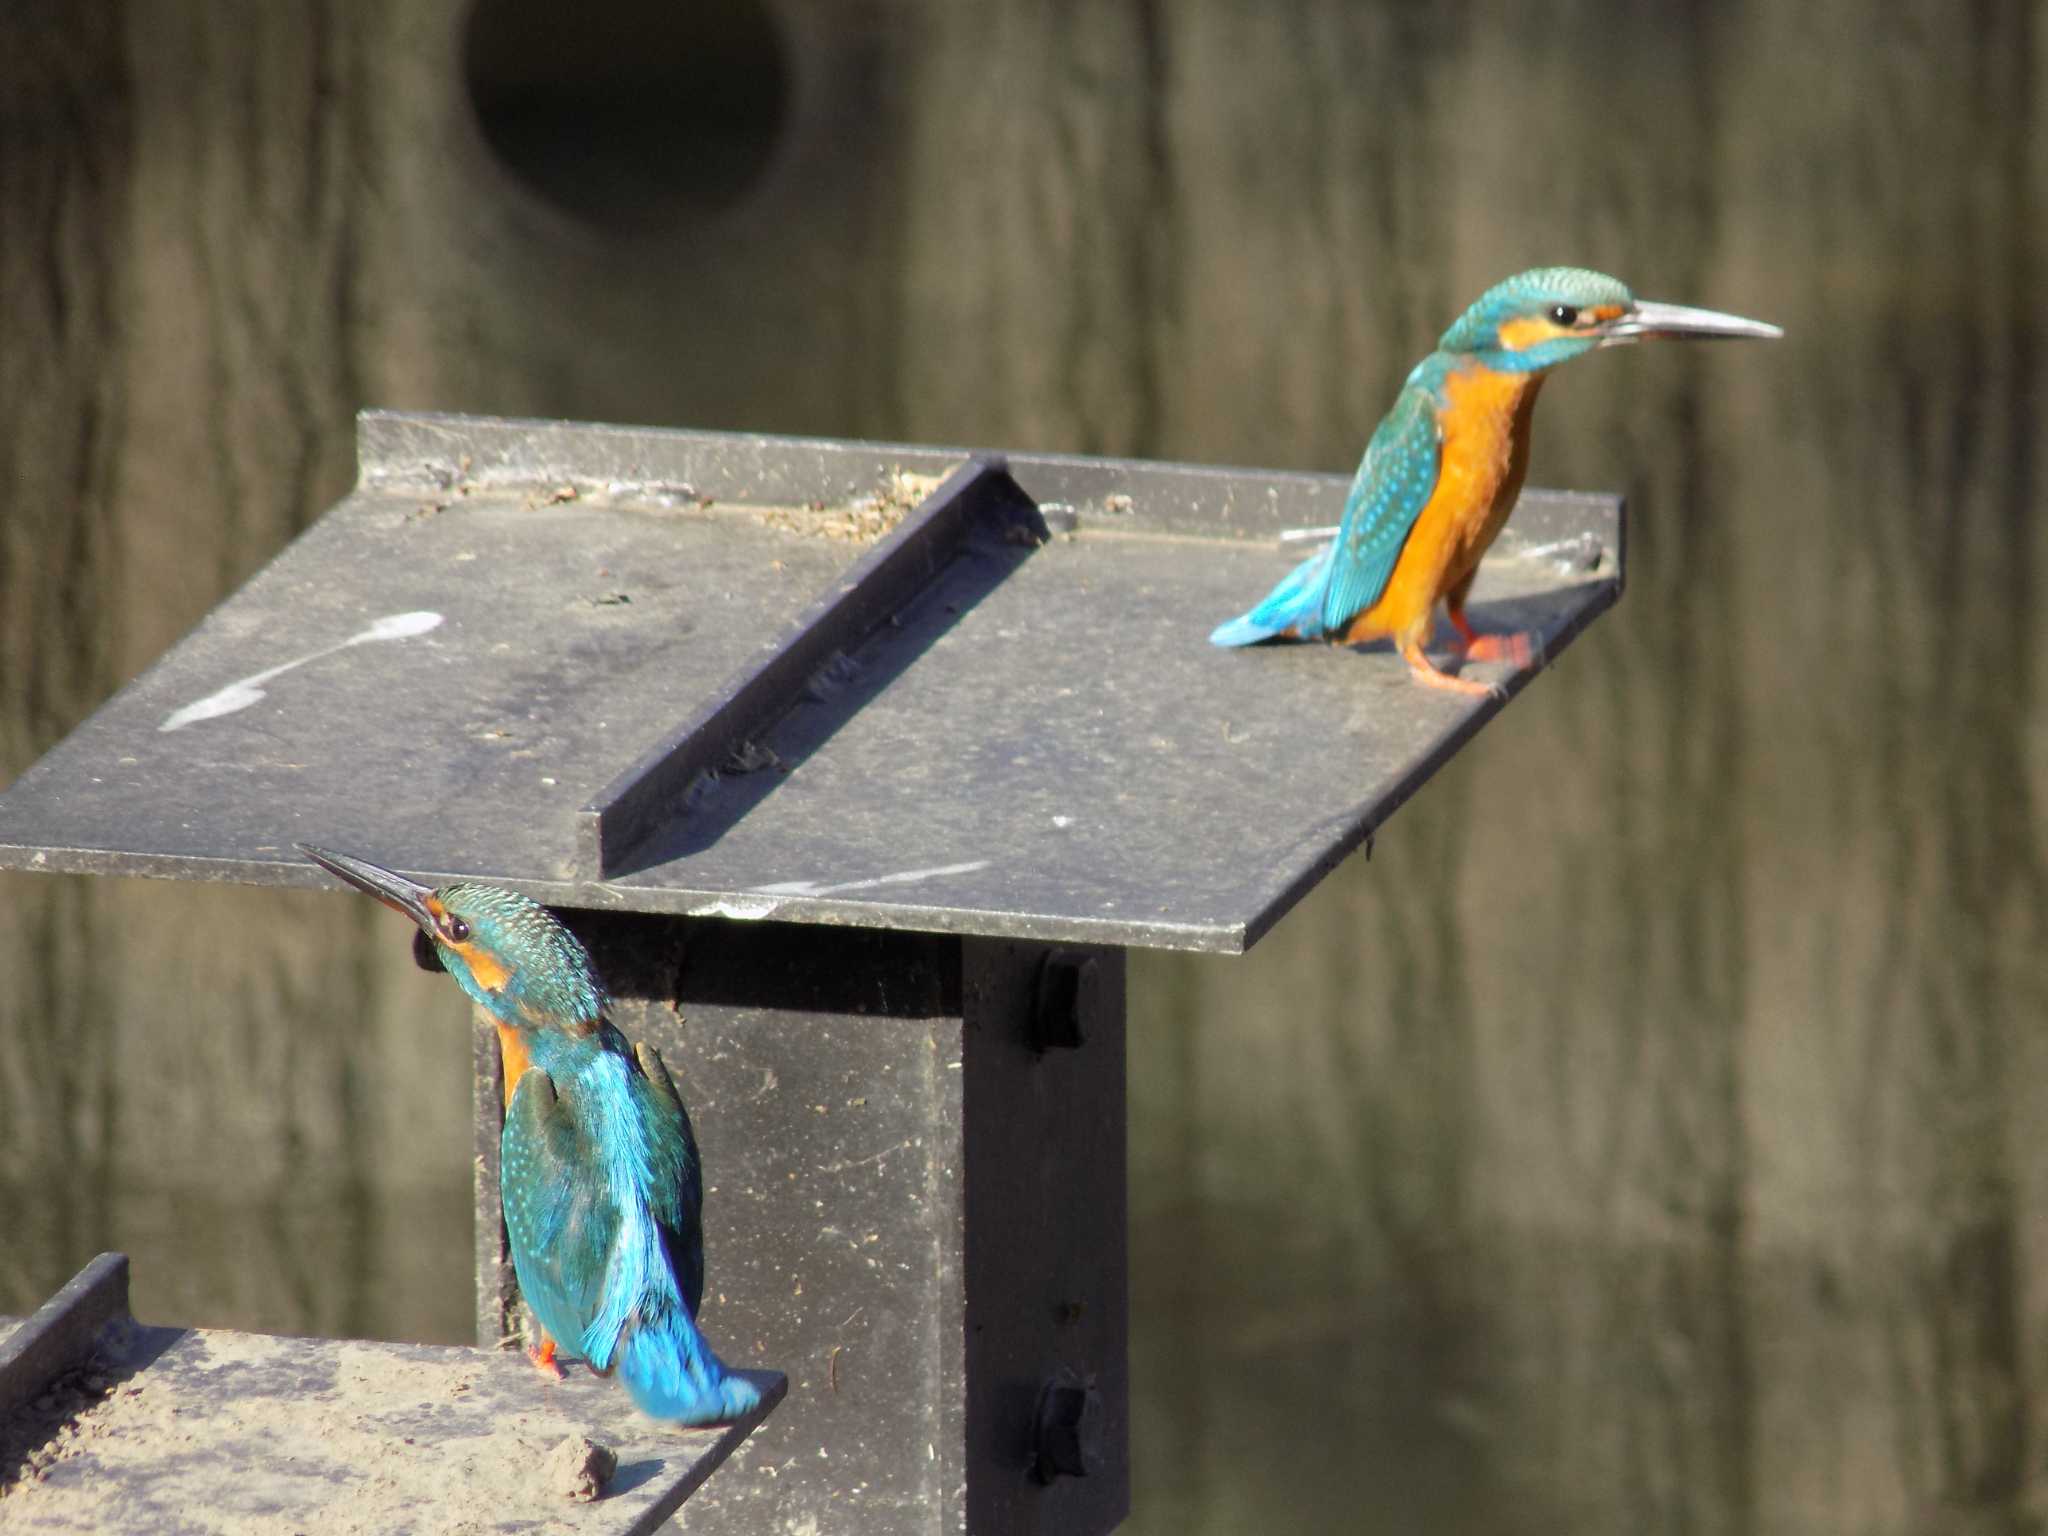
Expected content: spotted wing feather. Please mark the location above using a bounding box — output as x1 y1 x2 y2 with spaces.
1314 382 1442 633
501 1067 621 1366
1209 381 1441 643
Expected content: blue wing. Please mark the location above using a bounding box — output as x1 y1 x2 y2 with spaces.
1210 381 1442 644
500 1038 697 1368
1315 384 1443 633
501 1067 615 1360
501 1033 757 1425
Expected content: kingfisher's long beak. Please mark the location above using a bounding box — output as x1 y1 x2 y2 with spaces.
298 843 438 931
1601 299 1783 344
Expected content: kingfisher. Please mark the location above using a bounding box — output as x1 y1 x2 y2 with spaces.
299 843 762 1427
1210 267 1781 694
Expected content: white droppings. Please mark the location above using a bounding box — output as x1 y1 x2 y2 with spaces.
753 860 990 898
1051 815 1074 829
160 611 444 732
1515 533 1607 573
690 895 784 921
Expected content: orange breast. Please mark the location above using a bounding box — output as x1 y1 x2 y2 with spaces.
497 1022 534 1108
1346 366 1543 647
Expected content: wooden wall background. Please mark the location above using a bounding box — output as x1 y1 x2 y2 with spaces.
2 3 2042 1532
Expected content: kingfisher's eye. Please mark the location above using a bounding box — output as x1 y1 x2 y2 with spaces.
1548 304 1580 326
445 917 471 943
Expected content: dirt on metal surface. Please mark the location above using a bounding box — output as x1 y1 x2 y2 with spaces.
0 1356 121 1499
0 1315 782 1534
757 468 950 543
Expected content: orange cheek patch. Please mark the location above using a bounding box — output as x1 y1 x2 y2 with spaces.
454 942 512 994
1496 314 1571 351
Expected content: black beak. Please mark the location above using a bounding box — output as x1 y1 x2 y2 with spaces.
298 843 438 932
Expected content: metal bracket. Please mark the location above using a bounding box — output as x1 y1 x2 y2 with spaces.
0 1252 129 1417
579 456 1048 878
1033 949 1098 1051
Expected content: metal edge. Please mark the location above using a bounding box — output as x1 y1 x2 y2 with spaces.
0 843 1250 952
576 457 1043 879
352 408 1611 544
355 409 968 503
1613 491 1629 599
353 408 1323 509
0 1253 132 1417
1236 554 1626 952
623 1371 791 1536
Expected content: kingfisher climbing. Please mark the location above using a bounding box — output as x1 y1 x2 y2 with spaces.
299 843 762 1427
1210 267 1781 694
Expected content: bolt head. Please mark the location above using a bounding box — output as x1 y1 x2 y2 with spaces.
1033 1369 1103 1482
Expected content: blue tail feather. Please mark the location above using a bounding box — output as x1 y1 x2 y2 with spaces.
616 1307 762 1426
1210 548 1330 646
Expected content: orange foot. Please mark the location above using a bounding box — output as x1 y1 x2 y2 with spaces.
1448 611 1539 669
528 1334 565 1380
1462 632 1535 666
1399 640 1505 700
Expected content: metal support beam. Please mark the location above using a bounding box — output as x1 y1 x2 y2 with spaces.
474 913 1129 1536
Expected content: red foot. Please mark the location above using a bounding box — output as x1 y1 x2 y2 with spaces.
528 1335 565 1380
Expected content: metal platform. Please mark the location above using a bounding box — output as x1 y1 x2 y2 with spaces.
0 411 1622 953
0 1255 786 1533
0 413 1626 1535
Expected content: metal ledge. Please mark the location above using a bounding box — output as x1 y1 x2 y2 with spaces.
0 1255 785 1534
0 411 1623 953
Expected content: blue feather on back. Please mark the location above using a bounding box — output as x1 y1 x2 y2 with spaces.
1211 374 1444 645
503 1014 757 1424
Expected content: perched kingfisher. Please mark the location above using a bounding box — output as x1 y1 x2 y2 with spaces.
1211 267 1782 694
299 844 762 1426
